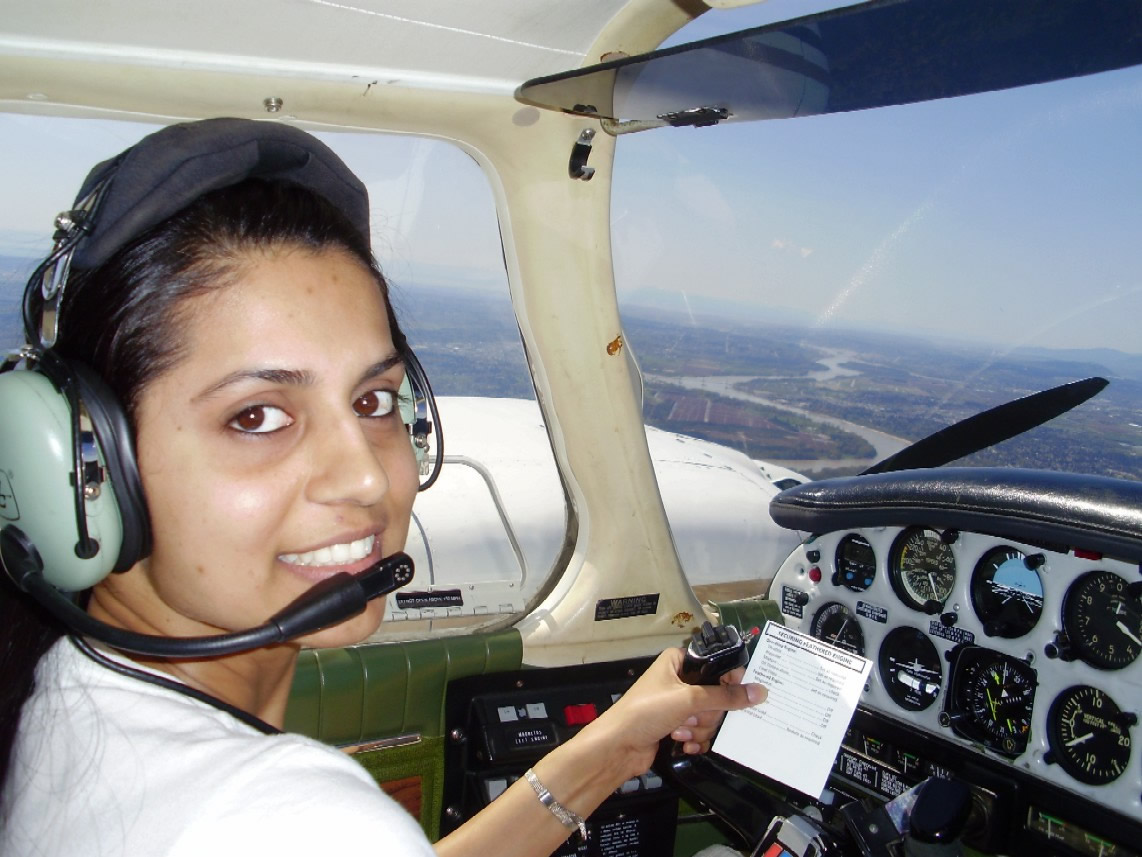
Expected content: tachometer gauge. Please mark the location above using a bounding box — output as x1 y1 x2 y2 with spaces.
942 646 1036 758
810 602 866 655
1046 685 1136 785
970 547 1044 638
1061 570 1142 670
878 626 943 712
834 534 876 592
889 528 957 613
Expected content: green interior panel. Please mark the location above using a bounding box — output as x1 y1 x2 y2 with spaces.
711 598 785 640
285 628 523 743
351 735 446 836
284 629 523 841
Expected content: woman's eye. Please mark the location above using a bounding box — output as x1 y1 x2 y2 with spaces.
228 405 294 434
353 389 396 418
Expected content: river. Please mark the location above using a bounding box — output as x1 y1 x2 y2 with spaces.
646 348 911 474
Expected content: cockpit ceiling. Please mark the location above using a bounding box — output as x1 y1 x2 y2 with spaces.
0 0 633 97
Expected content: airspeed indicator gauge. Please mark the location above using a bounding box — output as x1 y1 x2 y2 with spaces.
889 527 957 613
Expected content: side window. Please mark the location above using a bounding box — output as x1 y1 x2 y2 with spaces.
0 115 568 640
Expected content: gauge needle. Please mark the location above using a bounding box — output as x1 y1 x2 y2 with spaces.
928 572 939 597
1066 732 1094 748
831 618 850 643
1116 620 1142 647
986 687 998 720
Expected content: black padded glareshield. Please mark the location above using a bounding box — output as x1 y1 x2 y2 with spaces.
0 118 438 595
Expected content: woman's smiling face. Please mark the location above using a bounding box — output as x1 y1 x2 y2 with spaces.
110 245 419 647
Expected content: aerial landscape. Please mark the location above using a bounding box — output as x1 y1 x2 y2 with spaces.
4 260 1139 483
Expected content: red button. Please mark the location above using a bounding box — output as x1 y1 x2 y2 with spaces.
563 703 597 725
808 566 822 583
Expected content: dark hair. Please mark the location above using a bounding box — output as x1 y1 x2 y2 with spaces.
0 178 404 788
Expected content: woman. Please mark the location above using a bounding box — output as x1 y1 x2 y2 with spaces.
0 119 764 856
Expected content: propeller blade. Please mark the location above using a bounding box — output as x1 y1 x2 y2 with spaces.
861 377 1108 475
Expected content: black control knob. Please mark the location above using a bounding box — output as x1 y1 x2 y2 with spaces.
905 776 972 856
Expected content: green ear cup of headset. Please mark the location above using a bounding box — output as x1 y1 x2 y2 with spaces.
0 370 124 591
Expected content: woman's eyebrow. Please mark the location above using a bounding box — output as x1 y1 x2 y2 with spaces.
357 353 404 385
194 353 403 402
194 368 315 401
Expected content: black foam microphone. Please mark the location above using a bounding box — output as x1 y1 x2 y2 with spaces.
1 525 413 658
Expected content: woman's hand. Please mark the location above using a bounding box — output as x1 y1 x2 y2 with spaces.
578 646 766 782
435 645 765 857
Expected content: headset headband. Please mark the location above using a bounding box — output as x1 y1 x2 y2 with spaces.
74 118 371 271
27 119 373 348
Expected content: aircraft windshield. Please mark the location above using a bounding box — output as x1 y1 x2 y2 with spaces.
607 1 1142 598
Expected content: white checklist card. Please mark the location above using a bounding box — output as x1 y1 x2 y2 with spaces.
712 620 872 798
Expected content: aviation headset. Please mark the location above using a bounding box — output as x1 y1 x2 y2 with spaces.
0 118 441 655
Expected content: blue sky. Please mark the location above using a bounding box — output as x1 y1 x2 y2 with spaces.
3 0 1140 354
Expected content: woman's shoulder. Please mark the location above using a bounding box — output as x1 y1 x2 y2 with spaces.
6 638 436 856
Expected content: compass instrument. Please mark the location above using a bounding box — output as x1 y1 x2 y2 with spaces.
942 646 1036 758
878 626 943 712
1045 685 1136 785
970 547 1044 638
810 601 866 656
889 527 957 613
1061 570 1142 670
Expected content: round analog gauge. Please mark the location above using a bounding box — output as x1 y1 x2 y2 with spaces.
944 647 1036 757
970 547 1044 638
810 602 866 655
889 528 957 613
835 534 876 592
1046 685 1135 785
878 626 943 711
1061 570 1142 670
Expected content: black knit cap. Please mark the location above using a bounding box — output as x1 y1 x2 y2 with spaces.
69 117 371 271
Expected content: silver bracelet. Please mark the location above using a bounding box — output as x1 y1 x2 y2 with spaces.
524 768 588 842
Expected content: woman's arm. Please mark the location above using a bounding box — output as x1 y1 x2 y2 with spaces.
433 647 765 857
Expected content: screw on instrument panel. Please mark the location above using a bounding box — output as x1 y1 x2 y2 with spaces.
449 728 465 744
263 97 284 113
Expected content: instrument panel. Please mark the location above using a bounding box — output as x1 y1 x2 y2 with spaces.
770 526 1142 822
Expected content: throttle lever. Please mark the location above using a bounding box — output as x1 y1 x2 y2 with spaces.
662 621 754 761
680 620 754 686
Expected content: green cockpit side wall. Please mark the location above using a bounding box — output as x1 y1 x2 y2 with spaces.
283 602 782 847
284 629 524 839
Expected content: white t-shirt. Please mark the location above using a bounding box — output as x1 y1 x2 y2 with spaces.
1 637 437 857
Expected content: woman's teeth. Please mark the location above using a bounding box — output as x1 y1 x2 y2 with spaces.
280 534 375 567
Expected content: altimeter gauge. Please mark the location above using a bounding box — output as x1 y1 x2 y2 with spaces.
1061 570 1142 670
970 547 1044 638
889 527 957 613
1045 685 1137 785
942 646 1036 758
810 601 865 656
